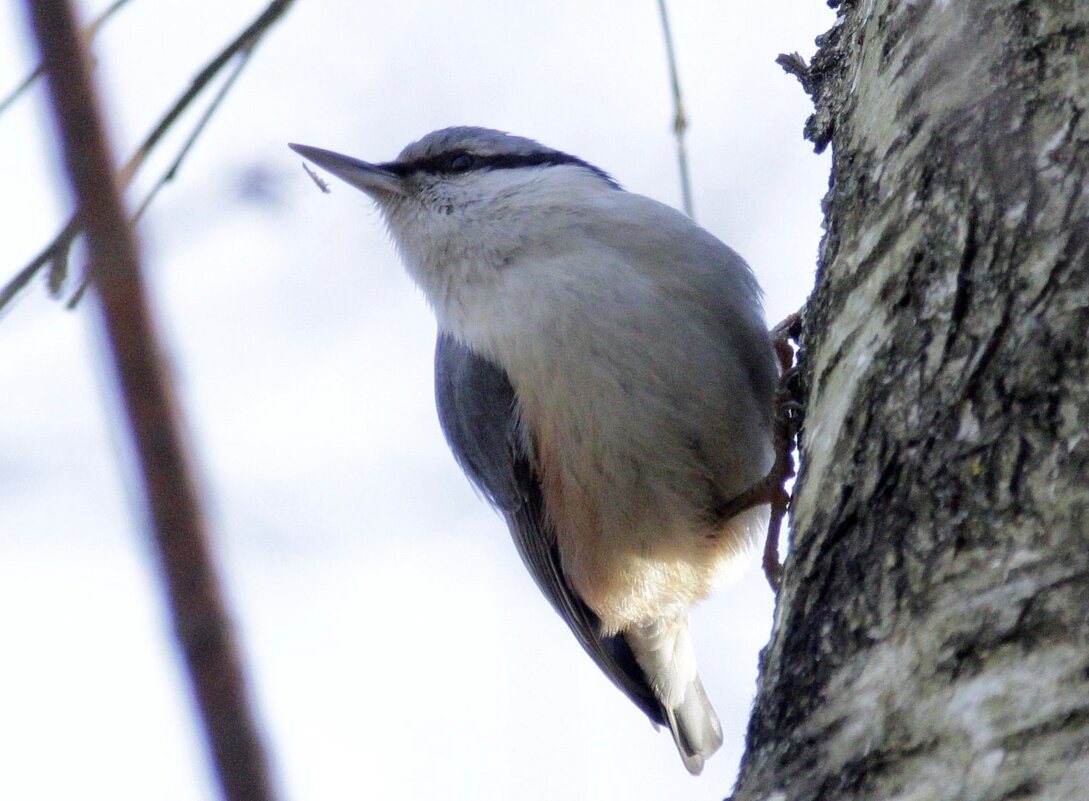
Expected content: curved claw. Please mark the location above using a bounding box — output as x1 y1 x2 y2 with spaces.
751 305 807 591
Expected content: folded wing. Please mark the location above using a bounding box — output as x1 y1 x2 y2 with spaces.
434 332 665 726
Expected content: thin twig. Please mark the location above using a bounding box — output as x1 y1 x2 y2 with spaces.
135 42 256 214
0 0 296 314
115 0 296 189
68 41 258 307
656 0 694 218
0 0 136 117
26 3 281 801
0 217 79 313
0 59 43 119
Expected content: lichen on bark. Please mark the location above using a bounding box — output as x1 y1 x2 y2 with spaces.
731 2 1089 799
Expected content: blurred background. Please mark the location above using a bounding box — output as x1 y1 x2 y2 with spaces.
0 1 831 798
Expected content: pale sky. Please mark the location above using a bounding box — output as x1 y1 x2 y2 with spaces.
0 1 831 798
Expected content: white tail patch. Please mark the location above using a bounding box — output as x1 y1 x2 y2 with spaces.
626 616 723 774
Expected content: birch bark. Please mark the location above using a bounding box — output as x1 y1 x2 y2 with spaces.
732 2 1089 799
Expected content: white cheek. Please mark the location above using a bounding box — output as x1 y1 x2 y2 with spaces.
381 164 611 333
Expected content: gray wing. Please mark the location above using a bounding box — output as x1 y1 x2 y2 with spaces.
434 333 665 726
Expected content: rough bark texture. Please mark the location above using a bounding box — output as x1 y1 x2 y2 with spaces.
732 2 1089 800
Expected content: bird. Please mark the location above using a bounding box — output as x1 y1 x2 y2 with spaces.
289 128 777 774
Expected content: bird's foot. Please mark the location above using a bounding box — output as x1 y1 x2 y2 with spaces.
717 309 805 592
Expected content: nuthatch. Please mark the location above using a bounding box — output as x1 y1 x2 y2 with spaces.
289 128 777 774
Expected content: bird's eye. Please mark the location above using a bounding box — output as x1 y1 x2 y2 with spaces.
448 153 475 172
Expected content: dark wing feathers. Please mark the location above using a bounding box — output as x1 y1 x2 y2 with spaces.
434 333 664 726
435 333 526 512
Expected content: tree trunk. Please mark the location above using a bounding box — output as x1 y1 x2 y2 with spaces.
732 2 1089 800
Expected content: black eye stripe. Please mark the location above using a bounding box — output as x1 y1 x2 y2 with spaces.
382 150 619 188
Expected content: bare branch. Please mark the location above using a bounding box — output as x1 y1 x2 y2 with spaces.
0 0 136 116
26 3 282 801
67 41 259 306
0 0 296 314
656 0 695 219
0 216 80 314
114 0 296 189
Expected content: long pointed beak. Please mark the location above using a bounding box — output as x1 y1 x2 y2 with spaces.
288 143 408 198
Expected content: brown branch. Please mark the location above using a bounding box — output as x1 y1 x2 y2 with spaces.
26 3 281 801
0 0 296 313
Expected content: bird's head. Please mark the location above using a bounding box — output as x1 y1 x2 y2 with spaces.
290 127 619 297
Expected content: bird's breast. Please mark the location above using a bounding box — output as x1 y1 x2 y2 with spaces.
436 243 767 630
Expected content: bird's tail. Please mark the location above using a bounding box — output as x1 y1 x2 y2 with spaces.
626 616 723 775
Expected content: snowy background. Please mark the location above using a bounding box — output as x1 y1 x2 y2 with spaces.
0 1 830 798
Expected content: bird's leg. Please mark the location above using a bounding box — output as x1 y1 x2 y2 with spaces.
715 310 805 592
